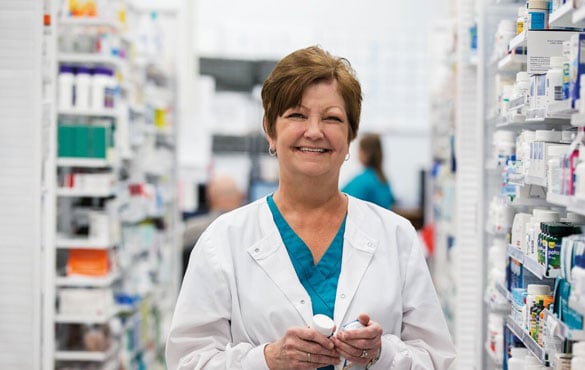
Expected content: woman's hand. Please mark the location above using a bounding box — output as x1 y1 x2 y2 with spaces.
264 326 340 370
332 313 382 367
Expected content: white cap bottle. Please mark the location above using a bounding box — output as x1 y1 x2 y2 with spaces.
311 314 334 337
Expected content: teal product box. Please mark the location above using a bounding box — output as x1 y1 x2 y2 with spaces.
58 124 112 159
554 278 584 331
570 33 585 109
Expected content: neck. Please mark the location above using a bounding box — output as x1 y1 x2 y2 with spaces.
273 177 345 214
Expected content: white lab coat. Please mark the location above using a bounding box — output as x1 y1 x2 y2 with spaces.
166 195 456 370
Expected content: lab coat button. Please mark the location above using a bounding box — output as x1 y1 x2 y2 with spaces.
340 294 346 299
254 248 260 253
367 242 372 247
300 299 305 304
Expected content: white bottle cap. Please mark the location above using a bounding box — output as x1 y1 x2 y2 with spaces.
312 314 334 337
563 212 585 224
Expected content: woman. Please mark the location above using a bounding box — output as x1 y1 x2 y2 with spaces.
342 133 395 209
166 46 455 370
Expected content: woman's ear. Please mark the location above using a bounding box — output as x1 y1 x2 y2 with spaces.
263 117 274 146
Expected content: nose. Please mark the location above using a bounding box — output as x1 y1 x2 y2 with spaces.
304 115 324 139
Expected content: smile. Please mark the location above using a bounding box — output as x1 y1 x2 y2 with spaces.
298 147 328 153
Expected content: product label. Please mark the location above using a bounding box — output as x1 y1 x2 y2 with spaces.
528 12 546 30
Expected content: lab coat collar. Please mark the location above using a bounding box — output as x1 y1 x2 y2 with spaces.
246 196 378 328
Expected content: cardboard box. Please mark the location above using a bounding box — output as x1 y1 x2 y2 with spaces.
527 30 579 74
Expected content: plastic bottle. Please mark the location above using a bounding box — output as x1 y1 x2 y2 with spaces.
526 0 550 30
58 64 75 110
91 67 115 110
311 314 334 337
523 284 551 331
508 346 528 370
517 7 526 35
546 56 564 105
572 341 585 370
74 66 92 110
335 320 365 370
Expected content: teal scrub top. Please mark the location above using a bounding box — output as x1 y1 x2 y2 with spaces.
267 195 345 370
342 167 395 209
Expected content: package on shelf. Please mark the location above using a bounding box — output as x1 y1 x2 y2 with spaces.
525 130 568 179
67 249 111 277
488 196 515 233
57 118 115 160
554 277 584 331
60 0 122 21
60 169 116 193
58 287 115 316
526 30 578 75
570 33 585 109
58 64 118 111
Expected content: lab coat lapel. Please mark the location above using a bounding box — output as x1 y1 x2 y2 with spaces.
247 231 313 326
334 203 378 326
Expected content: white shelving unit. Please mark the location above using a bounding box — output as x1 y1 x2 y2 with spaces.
471 1 585 369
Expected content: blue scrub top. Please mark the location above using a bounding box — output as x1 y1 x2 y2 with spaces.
267 195 345 370
342 167 395 209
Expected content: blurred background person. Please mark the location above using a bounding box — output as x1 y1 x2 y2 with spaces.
341 133 395 210
181 174 244 275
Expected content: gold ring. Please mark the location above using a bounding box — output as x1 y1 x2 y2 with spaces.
360 349 368 358
307 352 311 362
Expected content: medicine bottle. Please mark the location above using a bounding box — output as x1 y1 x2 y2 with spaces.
311 314 334 337
75 66 92 110
546 56 564 105
572 341 585 370
527 0 550 30
516 7 526 35
91 67 115 110
58 64 75 110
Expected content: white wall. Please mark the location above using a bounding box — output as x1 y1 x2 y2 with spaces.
189 0 450 208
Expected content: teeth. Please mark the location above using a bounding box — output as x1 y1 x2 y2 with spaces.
300 147 325 153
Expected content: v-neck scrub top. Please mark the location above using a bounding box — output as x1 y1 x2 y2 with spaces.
166 195 456 370
267 194 345 320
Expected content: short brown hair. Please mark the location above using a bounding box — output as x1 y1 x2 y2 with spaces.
261 46 362 142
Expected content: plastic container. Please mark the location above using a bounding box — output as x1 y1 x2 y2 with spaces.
74 66 92 110
517 7 526 35
527 0 550 30
546 56 564 105
311 314 334 337
524 284 551 331
91 67 115 110
58 64 75 110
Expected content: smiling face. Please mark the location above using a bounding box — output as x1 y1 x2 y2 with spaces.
266 79 350 184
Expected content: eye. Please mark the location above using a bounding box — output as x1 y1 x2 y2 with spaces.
285 112 306 120
324 116 343 123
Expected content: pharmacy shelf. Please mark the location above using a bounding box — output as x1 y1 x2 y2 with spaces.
571 112 585 127
505 316 549 366
543 309 585 341
55 306 120 324
546 192 571 208
507 245 560 280
485 287 511 313
497 53 526 72
57 157 113 168
56 188 116 198
496 281 512 303
58 17 122 31
524 175 547 188
54 341 119 362
56 236 115 250
58 107 120 118
547 100 577 119
58 53 125 69
568 197 585 216
55 271 121 288
508 31 527 51
549 2 583 29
